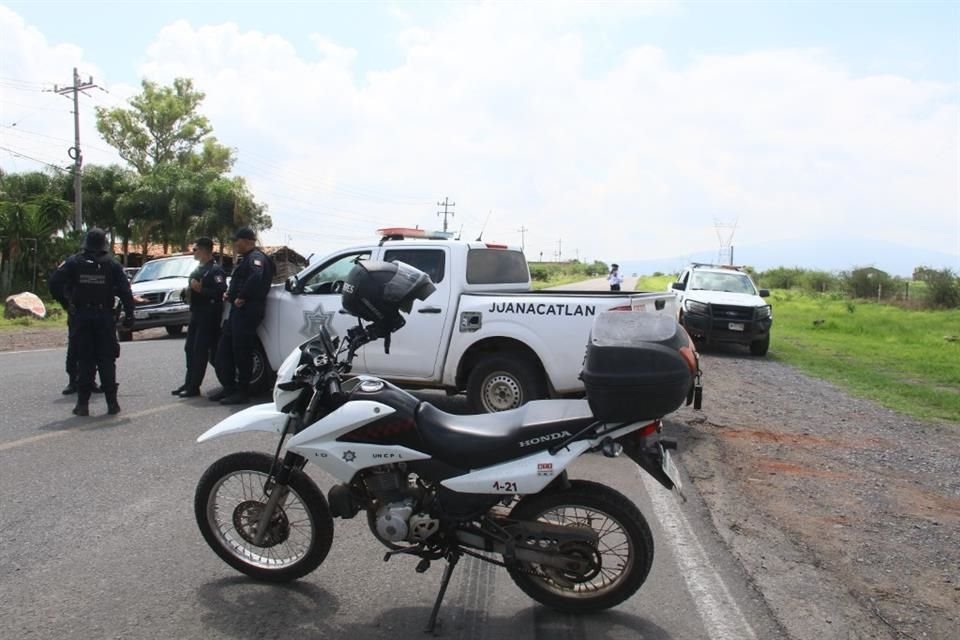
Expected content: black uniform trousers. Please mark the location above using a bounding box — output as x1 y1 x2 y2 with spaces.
65 314 78 383
74 308 118 392
215 305 263 393
184 308 221 390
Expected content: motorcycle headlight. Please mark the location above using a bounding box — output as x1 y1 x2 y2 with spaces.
756 305 772 319
685 299 709 315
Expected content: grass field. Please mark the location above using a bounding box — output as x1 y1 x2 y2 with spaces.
635 274 675 292
0 310 67 331
637 275 959 422
768 292 959 423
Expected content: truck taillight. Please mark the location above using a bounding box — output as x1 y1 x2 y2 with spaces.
638 420 661 437
485 243 507 249
608 304 631 311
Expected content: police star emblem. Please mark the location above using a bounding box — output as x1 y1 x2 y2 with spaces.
342 451 357 463
300 304 336 338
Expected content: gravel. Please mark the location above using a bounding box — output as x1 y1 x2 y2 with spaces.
673 345 960 640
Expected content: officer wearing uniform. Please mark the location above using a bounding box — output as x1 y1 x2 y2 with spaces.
61 261 104 396
49 228 135 416
608 263 624 291
172 237 227 398
210 227 274 405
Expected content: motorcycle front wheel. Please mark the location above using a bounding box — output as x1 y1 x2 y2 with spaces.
506 479 654 612
194 451 334 583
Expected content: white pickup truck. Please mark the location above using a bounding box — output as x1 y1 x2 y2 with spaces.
249 231 676 412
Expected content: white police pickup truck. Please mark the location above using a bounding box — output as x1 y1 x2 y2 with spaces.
668 263 773 356
250 228 677 412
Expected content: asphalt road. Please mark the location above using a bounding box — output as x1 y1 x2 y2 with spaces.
0 336 783 640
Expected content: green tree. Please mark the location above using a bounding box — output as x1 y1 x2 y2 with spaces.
96 78 217 175
0 170 72 294
913 266 960 308
95 77 269 257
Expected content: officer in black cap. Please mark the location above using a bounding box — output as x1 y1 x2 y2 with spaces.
49 228 135 416
210 227 274 405
172 237 227 397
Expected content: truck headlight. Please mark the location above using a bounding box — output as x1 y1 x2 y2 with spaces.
756 305 772 319
685 300 709 315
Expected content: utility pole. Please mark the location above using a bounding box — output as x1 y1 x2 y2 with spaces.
436 197 455 233
54 68 99 232
517 225 528 252
556 239 562 262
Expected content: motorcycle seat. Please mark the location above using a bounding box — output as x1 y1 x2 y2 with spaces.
415 400 596 469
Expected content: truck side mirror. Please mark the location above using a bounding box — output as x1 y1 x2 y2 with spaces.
285 275 301 294
671 282 686 291
758 288 770 297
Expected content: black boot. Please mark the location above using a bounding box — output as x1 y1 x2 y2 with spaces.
73 390 91 416
62 381 77 395
106 385 121 415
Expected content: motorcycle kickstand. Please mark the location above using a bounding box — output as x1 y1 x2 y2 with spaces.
425 550 461 635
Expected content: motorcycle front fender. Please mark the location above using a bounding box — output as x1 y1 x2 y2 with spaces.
197 403 288 443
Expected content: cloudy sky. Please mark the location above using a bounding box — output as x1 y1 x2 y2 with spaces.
1 1 957 265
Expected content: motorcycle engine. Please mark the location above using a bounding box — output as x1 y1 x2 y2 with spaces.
374 499 415 541
364 466 439 543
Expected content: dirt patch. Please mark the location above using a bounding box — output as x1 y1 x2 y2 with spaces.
673 347 960 640
0 326 174 353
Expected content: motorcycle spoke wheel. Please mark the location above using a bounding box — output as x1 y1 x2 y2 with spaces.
195 451 333 583
208 471 314 570
506 480 654 612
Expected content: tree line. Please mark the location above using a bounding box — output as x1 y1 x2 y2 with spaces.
0 78 271 296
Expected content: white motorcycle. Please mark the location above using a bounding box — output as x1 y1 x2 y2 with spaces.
194 261 701 631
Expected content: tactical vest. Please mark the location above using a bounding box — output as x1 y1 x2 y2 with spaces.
71 256 114 308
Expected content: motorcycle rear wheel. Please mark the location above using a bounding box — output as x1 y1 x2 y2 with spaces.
195 451 334 582
506 479 654 612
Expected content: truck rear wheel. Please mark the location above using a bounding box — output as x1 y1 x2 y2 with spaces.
248 340 275 394
467 355 547 414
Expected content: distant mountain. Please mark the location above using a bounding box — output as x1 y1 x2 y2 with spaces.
618 237 959 278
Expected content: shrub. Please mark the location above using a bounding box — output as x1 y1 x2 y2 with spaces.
913 266 960 308
759 267 805 289
843 267 894 299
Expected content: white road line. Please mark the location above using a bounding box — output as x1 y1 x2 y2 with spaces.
640 472 758 640
0 403 180 452
0 347 63 356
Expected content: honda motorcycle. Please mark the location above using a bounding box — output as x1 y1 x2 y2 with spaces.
194 260 701 631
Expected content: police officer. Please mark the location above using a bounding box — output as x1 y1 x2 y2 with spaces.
210 227 274 405
62 291 103 395
49 228 135 416
172 237 226 398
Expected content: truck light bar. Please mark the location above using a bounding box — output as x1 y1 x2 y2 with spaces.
377 227 455 244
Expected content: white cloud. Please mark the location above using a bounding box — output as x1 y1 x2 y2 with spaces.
1 3 956 264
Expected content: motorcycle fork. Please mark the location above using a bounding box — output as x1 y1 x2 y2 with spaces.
254 449 307 546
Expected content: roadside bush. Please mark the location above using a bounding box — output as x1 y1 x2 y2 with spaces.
759 267 805 290
529 266 550 282
913 266 960 308
843 267 895 300
801 270 840 293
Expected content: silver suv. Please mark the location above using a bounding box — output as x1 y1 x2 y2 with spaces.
120 255 198 341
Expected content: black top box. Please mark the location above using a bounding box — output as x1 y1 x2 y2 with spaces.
581 312 696 423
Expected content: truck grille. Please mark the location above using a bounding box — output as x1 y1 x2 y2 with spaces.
136 292 165 306
710 305 753 322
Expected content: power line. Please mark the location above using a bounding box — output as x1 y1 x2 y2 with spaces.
437 197 455 233
0 144 69 172
52 67 100 231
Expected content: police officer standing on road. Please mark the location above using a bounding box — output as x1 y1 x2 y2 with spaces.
172 237 227 398
210 227 274 405
608 263 624 291
49 228 135 416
